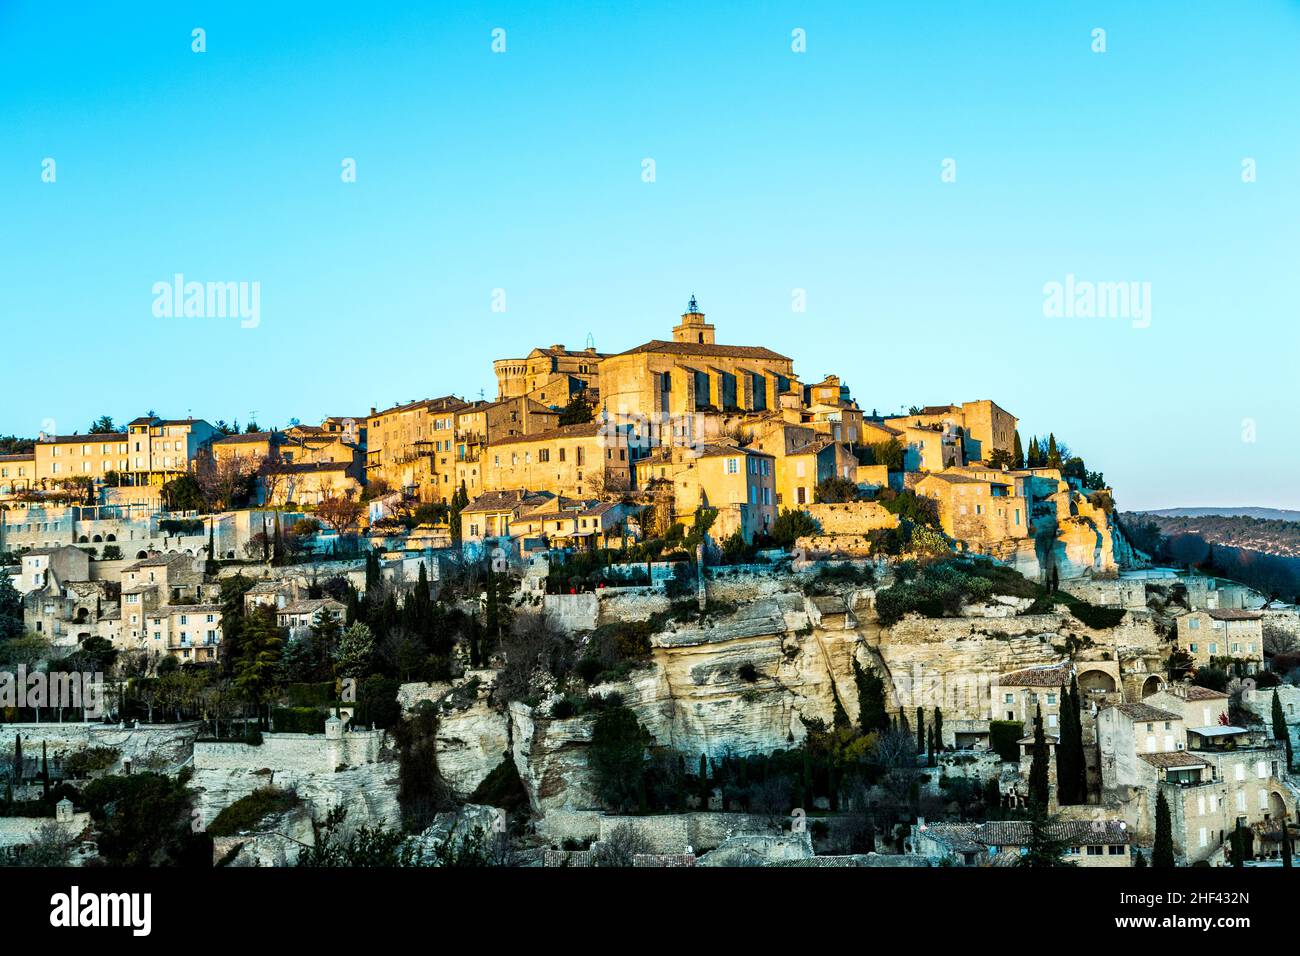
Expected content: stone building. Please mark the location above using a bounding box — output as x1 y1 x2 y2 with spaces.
493 343 605 406
916 471 1029 548
882 400 1018 462
913 818 1132 867
364 395 467 502
481 421 632 499
633 441 777 543
597 299 799 420
34 416 217 490
0 451 35 496
1176 609 1264 672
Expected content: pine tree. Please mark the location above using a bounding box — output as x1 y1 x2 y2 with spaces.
1027 703 1050 810
1015 802 1075 868
234 606 285 728
1152 790 1174 867
1013 431 1025 469
1272 691 1292 770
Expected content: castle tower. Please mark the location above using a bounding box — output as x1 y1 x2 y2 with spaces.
672 294 715 345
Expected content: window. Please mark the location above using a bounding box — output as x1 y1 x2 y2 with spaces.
1086 845 1103 856
1189 618 1200 630
1108 845 1125 856
1004 694 1014 704
726 457 739 474
1047 694 1056 705
1199 828 1208 848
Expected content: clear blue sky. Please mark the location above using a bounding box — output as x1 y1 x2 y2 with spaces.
2 1 1297 510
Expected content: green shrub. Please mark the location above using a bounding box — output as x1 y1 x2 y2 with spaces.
270 706 327 735
989 721 1023 762
1066 601 1126 630
207 787 299 837
63 746 120 778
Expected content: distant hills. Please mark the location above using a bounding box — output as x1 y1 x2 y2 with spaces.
1142 507 1300 522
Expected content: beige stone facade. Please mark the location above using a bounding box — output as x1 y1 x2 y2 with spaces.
494 344 605 406
1177 609 1264 670
481 421 630 499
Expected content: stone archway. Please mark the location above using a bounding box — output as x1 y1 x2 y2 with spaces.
1141 675 1163 698
1269 791 1288 823
1078 669 1117 694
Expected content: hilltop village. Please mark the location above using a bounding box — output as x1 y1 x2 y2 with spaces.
2 299 1299 869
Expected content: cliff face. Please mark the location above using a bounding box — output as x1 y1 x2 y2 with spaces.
447 575 1169 817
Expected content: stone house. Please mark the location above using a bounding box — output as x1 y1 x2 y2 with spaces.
482 420 632 499
277 598 347 640
912 818 1131 867
142 604 223 664
915 471 1029 547
633 442 777 543
1176 609 1264 671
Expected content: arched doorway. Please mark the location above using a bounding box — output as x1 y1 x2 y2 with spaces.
1141 675 1163 698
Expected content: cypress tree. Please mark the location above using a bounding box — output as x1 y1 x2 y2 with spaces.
1282 817 1294 869
1055 683 1077 805
852 659 889 734
1027 703 1050 810
40 741 49 799
1152 790 1174 867
916 706 925 754
1068 676 1087 801
1272 691 1292 770
1013 431 1025 469
933 706 943 755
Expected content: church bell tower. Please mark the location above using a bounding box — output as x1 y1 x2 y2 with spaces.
672 294 715 345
